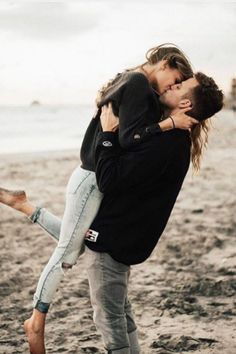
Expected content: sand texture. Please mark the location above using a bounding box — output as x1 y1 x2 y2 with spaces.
0 111 236 353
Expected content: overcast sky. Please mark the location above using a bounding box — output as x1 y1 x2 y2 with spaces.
0 0 235 105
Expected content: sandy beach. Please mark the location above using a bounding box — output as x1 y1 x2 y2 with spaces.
0 110 236 354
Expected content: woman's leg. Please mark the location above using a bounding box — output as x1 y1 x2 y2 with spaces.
0 188 36 217
0 188 61 242
24 167 103 354
29 207 61 242
32 168 103 309
1 169 103 303
1 166 103 354
0 189 60 354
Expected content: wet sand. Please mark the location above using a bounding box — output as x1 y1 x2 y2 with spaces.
0 110 236 353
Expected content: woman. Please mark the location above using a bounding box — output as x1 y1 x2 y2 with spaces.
0 44 198 354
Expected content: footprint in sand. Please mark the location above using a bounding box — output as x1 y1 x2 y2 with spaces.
151 334 218 352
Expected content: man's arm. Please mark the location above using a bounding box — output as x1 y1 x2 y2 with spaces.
94 131 172 194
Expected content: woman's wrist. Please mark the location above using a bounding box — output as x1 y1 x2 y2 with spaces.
169 115 176 129
158 117 175 131
102 126 117 132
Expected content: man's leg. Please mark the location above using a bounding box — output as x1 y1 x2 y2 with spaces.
85 246 131 354
125 297 141 354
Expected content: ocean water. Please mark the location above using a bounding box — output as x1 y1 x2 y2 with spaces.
0 105 96 154
0 106 234 155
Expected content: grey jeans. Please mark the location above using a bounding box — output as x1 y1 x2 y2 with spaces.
85 246 141 354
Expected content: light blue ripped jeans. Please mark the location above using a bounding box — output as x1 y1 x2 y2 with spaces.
29 165 103 313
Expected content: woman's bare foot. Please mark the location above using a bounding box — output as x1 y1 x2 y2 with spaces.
0 188 36 216
0 188 26 209
24 315 46 354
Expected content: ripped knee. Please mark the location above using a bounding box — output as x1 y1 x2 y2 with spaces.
62 262 73 269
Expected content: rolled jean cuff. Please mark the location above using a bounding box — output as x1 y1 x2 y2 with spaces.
106 347 130 354
28 206 42 223
34 300 50 313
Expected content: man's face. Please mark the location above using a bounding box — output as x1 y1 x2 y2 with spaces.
159 77 199 108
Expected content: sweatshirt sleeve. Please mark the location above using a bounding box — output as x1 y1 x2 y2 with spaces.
117 73 155 149
99 72 163 149
94 131 171 194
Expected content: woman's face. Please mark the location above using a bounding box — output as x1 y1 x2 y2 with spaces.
159 77 199 108
151 62 183 95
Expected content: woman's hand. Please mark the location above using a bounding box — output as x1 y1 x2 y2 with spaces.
100 103 119 132
171 107 199 130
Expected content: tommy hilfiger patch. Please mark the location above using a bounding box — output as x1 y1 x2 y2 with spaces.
102 141 113 147
85 229 99 242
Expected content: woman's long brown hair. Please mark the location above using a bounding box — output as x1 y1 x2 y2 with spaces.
190 118 212 173
95 43 193 106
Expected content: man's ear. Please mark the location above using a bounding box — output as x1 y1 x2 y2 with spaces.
178 99 192 109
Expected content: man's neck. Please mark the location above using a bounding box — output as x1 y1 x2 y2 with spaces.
163 107 178 119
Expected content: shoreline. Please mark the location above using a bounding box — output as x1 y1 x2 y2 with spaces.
0 148 80 162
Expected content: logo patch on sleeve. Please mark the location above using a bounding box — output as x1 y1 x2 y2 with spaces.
102 141 113 147
85 229 99 242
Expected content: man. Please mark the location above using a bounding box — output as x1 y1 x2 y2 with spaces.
84 72 223 354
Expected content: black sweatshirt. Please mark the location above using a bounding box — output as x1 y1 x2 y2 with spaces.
80 71 162 171
85 129 191 265
81 70 191 265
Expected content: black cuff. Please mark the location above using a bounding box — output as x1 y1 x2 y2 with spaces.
131 123 162 143
144 123 162 135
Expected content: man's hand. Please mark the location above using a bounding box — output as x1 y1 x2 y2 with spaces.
100 103 119 132
171 107 199 130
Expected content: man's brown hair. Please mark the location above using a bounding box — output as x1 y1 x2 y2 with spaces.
187 72 224 121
